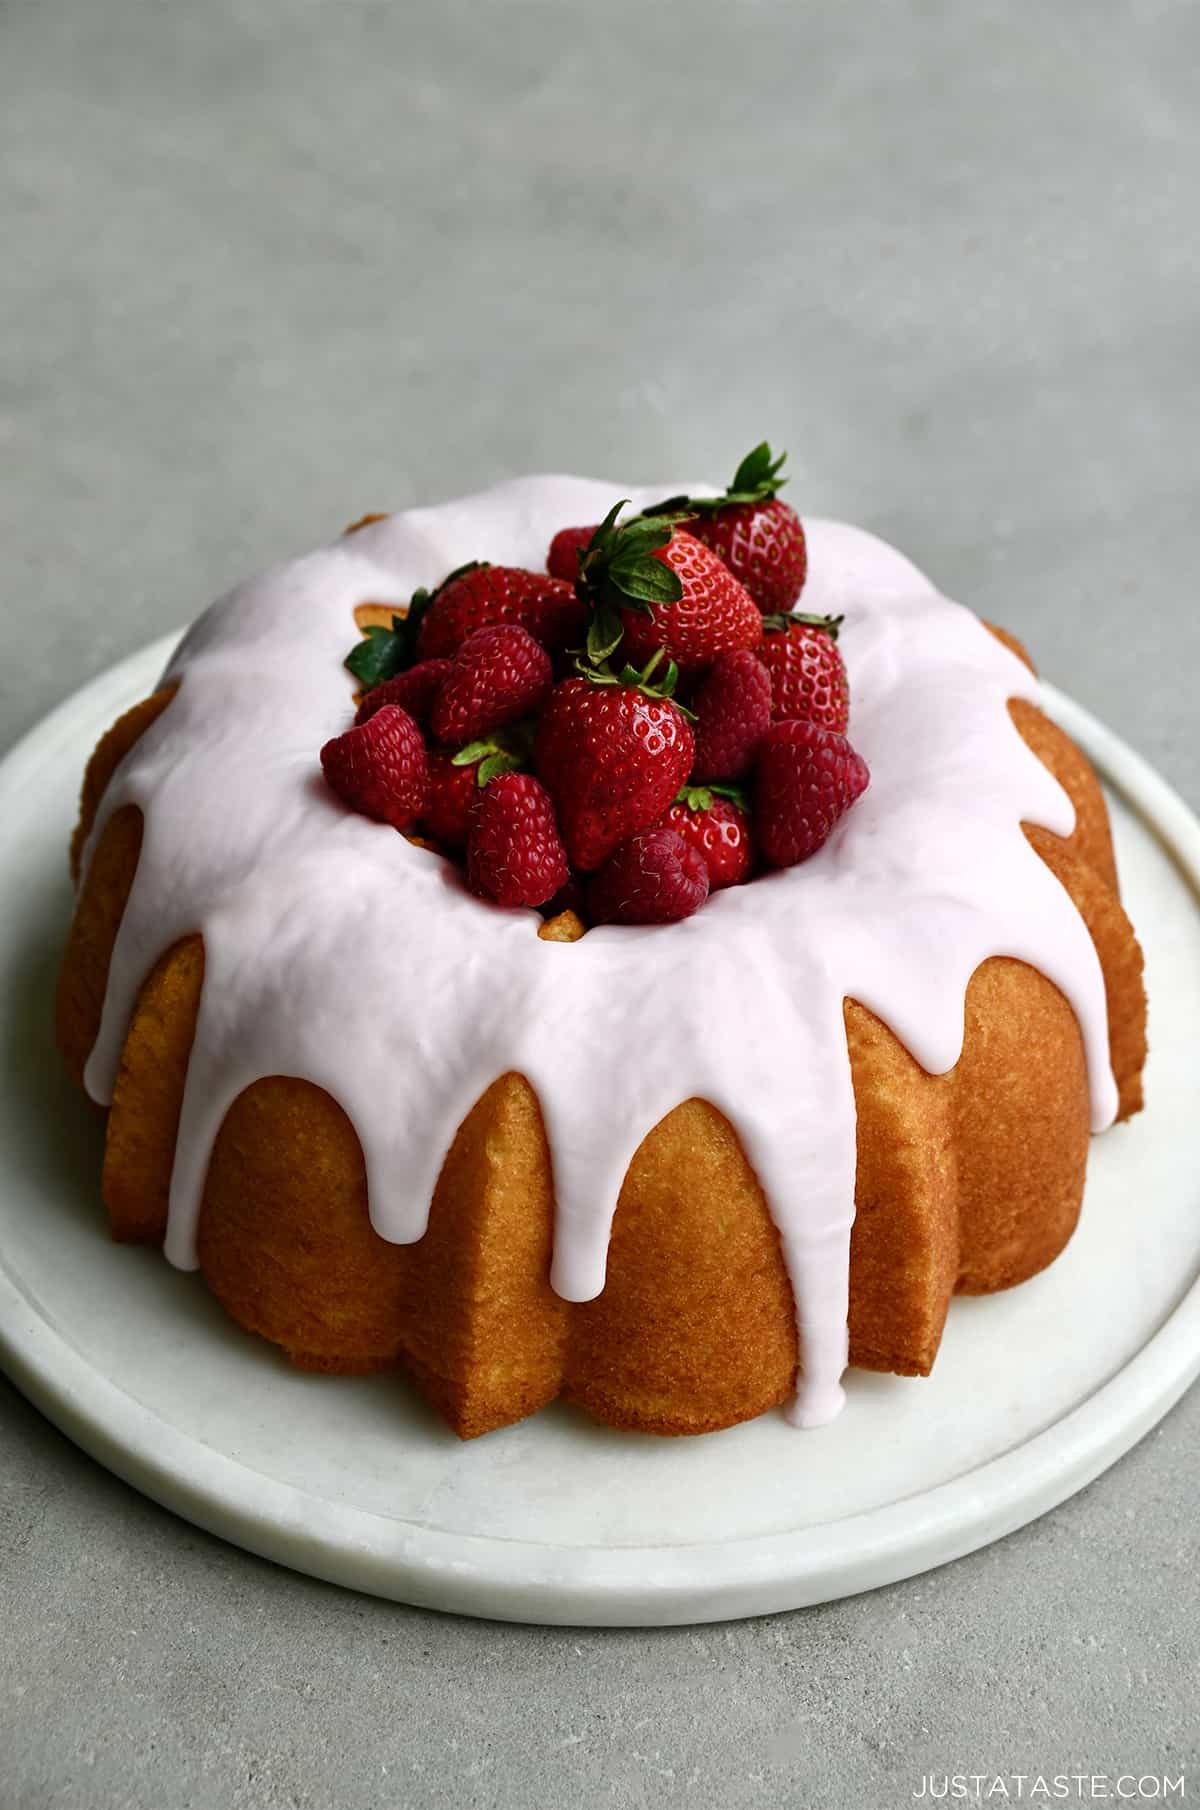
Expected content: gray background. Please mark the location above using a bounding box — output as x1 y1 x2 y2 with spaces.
2 2 1197 1806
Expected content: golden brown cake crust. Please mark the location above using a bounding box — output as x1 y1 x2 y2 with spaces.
70 687 177 884
57 805 146 1092
56 622 1149 1440
103 935 204 1244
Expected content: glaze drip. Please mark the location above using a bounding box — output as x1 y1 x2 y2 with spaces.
80 477 1119 1428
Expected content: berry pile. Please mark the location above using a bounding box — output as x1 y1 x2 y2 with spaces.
321 444 870 927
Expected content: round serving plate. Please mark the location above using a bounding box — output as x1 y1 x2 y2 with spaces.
1 635 1198 1627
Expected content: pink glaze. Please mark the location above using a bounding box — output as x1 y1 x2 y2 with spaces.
78 477 1119 1429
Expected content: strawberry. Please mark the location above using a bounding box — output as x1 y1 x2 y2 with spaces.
575 506 761 679
420 737 527 849
420 750 483 849
535 662 695 871
415 563 586 661
662 787 754 890
466 773 569 908
758 613 849 732
690 494 806 614
754 719 869 867
430 624 552 744
320 705 428 832
355 659 451 731
547 525 596 583
588 828 710 925
690 648 772 782
659 443 807 613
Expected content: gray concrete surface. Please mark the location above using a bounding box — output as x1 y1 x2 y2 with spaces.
2 1 1198 1806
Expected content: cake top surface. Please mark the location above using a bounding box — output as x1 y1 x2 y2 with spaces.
80 475 1119 1427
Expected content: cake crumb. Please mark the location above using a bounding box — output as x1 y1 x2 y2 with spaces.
538 910 586 943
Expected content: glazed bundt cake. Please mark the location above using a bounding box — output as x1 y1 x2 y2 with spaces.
55 472 1147 1439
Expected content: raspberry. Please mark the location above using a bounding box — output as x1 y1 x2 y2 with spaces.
431 624 553 744
691 649 772 782
547 525 596 583
320 705 428 833
355 659 451 731
754 719 869 867
466 773 569 908
588 827 710 925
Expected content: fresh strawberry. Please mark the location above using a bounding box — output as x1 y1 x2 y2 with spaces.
662 787 754 889
754 719 869 867
624 530 762 675
690 495 806 614
430 624 552 744
535 662 695 871
415 563 586 661
575 506 761 679
320 705 428 832
691 648 772 781
658 443 807 613
588 827 710 925
758 613 849 732
420 750 484 849
547 525 597 583
355 659 451 731
466 773 569 908
420 737 527 849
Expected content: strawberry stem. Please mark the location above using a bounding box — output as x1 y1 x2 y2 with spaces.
451 721 535 784
576 647 696 719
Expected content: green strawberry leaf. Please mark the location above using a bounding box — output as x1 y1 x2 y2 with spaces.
575 501 685 635
586 603 625 665
641 493 691 520
476 751 523 786
644 442 792 520
451 724 533 784
674 780 748 814
345 618 409 689
728 441 787 500
342 561 490 691
761 609 843 640
607 548 682 606
617 648 665 686
451 738 503 767
583 648 697 719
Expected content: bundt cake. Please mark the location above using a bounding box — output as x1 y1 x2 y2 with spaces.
55 472 1147 1439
